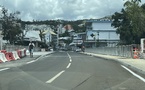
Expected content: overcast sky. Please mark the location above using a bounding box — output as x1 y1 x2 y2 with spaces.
1 0 145 21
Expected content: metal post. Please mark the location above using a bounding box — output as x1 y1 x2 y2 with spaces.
0 37 2 50
0 34 3 50
57 25 59 49
95 33 96 47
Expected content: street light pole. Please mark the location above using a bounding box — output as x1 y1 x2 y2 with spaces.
95 33 96 47
97 31 99 47
57 26 59 49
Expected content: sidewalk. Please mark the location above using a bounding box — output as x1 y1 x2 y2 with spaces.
82 52 145 75
26 51 54 56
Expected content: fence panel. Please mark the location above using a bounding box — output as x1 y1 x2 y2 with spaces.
86 45 134 58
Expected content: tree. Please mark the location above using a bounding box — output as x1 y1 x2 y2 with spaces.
112 9 133 44
0 6 22 44
112 0 145 44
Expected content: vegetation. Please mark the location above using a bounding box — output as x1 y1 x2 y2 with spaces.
0 6 22 44
112 0 145 44
22 20 87 34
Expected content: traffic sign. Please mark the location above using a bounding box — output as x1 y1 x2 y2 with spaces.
90 33 95 37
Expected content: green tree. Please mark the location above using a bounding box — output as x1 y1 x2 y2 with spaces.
112 9 133 44
1 7 22 44
112 0 145 44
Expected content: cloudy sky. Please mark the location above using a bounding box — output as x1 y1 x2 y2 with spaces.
1 0 145 21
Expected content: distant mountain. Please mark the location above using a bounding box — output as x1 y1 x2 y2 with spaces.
99 15 112 20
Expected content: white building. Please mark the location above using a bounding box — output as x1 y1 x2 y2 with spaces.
85 20 120 47
23 24 55 43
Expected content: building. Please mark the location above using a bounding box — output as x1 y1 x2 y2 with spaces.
85 19 120 47
69 32 86 51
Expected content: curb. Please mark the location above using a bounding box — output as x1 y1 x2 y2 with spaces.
81 52 145 75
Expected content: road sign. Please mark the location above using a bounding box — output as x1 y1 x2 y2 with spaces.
90 33 95 37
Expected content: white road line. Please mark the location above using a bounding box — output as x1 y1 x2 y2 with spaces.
121 65 145 83
67 53 72 62
70 59 72 62
66 63 71 68
46 70 65 83
67 53 71 58
26 60 36 64
0 68 9 72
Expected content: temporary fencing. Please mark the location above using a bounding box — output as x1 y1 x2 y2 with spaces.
86 45 140 59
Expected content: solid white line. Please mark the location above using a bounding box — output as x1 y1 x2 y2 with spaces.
121 65 145 83
46 70 65 83
26 60 36 64
66 63 71 68
0 68 9 72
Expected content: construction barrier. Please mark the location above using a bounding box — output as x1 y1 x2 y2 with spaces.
17 50 22 58
12 51 20 60
0 53 8 62
24 49 26 56
0 50 7 54
5 52 15 61
133 47 139 59
0 48 27 63
21 49 26 57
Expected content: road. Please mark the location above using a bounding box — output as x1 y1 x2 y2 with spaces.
0 51 145 90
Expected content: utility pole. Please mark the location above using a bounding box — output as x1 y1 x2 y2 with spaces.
57 25 59 49
94 33 96 47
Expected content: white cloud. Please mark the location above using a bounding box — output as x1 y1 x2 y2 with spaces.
0 0 145 21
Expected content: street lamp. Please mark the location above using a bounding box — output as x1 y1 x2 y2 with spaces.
0 31 3 50
97 31 99 47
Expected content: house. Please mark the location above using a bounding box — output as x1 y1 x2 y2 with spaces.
69 32 86 51
85 19 120 47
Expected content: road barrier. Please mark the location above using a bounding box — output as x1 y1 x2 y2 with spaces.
0 50 7 54
5 52 15 61
17 50 22 58
133 48 139 59
21 48 26 57
0 48 27 63
12 51 20 60
0 53 8 62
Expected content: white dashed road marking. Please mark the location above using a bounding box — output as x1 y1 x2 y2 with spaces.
0 68 9 72
66 63 71 68
26 60 36 64
46 53 72 84
46 70 65 83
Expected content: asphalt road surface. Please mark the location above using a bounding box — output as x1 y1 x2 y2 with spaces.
0 51 145 90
